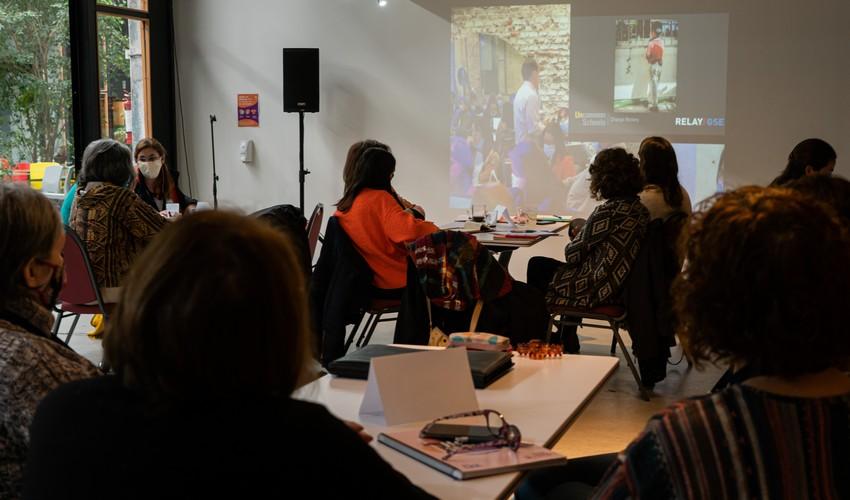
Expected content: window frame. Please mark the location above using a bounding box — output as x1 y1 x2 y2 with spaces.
70 0 177 174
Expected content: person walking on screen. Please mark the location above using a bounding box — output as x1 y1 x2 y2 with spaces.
513 59 542 145
645 27 664 111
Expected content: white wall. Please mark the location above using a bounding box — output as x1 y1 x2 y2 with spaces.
173 0 850 276
173 0 450 221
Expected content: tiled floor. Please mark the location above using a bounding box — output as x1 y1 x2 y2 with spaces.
59 306 723 460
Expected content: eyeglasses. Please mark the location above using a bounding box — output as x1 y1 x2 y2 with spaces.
420 409 521 460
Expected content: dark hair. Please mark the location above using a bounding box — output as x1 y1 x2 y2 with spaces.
639 136 684 209
336 147 398 212
589 148 644 200
342 140 390 191
521 60 539 81
134 137 177 198
79 139 134 188
542 123 567 164
103 211 314 404
674 186 850 377
770 138 837 186
0 184 60 308
787 174 850 223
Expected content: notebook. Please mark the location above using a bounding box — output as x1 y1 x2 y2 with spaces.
378 430 567 480
327 345 514 389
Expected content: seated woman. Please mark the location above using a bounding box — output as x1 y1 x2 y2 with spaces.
343 139 425 218
70 139 167 304
133 137 197 214
770 137 837 186
637 136 692 220
0 184 100 498
23 212 433 499
336 144 438 296
527 148 649 353
519 187 850 499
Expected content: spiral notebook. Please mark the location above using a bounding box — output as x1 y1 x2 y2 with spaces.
377 430 567 480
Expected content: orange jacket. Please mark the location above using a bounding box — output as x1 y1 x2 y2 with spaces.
336 189 438 289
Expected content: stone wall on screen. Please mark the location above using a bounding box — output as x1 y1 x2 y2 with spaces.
451 4 570 118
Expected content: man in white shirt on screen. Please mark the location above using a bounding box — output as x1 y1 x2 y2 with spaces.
645 27 664 112
513 59 542 146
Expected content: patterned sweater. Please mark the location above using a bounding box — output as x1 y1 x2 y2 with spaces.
547 197 649 308
70 183 167 288
0 297 100 499
593 384 850 499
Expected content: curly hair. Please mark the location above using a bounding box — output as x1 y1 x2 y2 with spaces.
589 147 644 200
673 186 850 377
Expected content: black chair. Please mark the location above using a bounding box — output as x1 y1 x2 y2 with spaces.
344 298 401 352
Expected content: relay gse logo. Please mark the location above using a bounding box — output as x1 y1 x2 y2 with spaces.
675 117 725 127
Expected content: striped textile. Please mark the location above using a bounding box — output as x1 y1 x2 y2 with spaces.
593 384 850 499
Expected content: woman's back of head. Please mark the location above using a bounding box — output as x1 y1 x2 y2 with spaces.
675 186 850 377
337 146 397 212
588 147 644 201
103 211 313 404
79 138 134 188
0 184 59 308
342 140 390 190
771 138 837 186
638 136 683 209
787 174 850 223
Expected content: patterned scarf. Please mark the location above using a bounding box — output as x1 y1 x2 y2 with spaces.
408 230 512 311
0 294 55 338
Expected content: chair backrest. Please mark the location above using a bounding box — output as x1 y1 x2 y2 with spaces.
306 203 324 260
41 165 63 193
59 225 106 307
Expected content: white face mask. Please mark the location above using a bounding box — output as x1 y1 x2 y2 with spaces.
138 159 163 179
543 144 556 160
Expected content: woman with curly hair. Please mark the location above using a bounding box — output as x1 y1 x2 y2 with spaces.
519 187 850 499
527 148 649 352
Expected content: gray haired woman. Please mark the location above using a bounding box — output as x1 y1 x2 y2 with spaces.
0 183 100 499
70 139 166 304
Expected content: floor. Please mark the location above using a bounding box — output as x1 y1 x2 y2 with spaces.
59 307 723 461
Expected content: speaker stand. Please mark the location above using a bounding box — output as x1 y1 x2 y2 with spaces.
298 110 310 214
210 114 219 209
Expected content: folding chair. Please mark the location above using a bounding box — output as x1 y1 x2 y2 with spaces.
547 305 650 401
51 226 111 344
343 298 401 353
306 203 324 261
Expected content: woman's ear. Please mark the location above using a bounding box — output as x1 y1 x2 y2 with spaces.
804 165 817 176
21 257 48 288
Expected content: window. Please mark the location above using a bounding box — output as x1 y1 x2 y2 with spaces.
96 0 150 151
0 0 74 182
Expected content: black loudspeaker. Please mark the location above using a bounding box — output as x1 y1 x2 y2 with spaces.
283 48 319 113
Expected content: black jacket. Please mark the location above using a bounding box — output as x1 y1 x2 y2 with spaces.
310 217 373 365
252 204 311 278
24 376 434 500
623 212 686 385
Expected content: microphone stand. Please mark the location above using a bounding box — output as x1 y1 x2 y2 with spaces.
209 114 219 209
298 110 310 214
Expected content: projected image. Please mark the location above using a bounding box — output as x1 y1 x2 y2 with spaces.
560 141 724 219
614 19 678 113
450 4 571 210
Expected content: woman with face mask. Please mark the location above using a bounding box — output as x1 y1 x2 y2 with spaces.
133 137 197 216
0 183 101 498
71 139 167 305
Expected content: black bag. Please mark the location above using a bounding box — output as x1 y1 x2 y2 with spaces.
327 345 514 389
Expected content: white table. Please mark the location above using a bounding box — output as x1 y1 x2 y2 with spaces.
295 353 618 500
440 220 570 266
